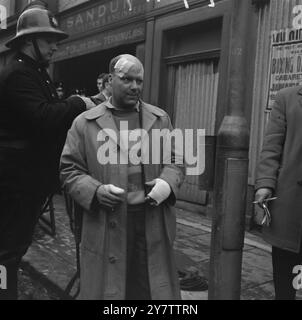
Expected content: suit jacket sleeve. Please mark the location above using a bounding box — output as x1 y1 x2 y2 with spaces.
159 114 185 205
60 116 102 211
255 91 287 191
5 69 86 137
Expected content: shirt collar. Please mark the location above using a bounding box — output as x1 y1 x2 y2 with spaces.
105 97 140 112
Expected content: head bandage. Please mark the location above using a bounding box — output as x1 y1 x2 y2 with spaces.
114 57 136 77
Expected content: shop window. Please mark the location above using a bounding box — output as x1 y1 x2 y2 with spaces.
173 59 219 135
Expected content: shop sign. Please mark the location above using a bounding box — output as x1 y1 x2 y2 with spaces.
60 0 146 37
53 23 145 62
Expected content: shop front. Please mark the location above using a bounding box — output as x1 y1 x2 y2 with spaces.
53 0 147 96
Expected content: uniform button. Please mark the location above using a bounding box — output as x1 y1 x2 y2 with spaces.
46 80 50 84
109 220 117 228
38 68 41 72
109 256 117 264
297 180 302 186
52 94 55 98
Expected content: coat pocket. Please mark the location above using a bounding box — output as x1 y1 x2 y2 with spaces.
81 209 106 255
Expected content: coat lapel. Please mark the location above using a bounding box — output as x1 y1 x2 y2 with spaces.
85 105 120 149
95 111 120 147
142 106 157 134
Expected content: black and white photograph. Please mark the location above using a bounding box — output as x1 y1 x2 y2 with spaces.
0 0 302 308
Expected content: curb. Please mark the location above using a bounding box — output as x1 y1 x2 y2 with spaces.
20 259 73 300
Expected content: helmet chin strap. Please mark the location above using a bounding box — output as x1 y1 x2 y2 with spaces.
32 38 49 68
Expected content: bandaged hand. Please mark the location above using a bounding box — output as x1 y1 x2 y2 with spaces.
96 184 125 211
145 178 171 206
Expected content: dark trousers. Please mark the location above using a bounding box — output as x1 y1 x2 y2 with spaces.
126 205 151 300
272 243 302 300
0 191 44 300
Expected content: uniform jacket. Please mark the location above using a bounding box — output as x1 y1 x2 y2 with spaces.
0 52 86 250
255 86 302 253
0 52 86 194
60 101 185 300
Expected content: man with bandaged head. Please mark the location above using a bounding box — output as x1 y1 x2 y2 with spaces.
60 54 185 300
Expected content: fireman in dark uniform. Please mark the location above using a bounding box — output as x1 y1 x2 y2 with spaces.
0 1 94 299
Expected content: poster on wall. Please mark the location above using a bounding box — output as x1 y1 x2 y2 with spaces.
268 28 302 109
0 0 15 18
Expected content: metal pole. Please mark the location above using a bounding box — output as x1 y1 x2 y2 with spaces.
208 0 251 300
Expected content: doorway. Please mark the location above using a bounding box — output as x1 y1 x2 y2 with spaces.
54 44 137 97
159 18 222 205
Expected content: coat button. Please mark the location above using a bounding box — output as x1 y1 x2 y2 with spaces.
46 80 50 84
109 256 117 264
297 180 302 186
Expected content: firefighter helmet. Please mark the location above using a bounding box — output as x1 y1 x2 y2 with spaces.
6 1 68 48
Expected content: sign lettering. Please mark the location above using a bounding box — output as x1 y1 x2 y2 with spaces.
60 0 146 36
53 24 145 62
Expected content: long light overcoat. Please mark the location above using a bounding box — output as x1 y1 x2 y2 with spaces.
256 86 302 253
60 101 185 299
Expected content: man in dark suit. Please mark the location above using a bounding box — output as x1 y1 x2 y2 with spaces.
255 86 302 300
91 74 112 105
0 1 94 300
